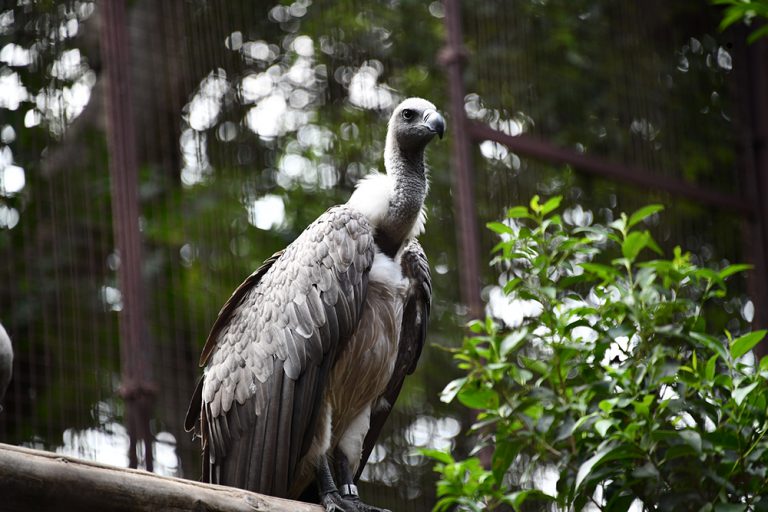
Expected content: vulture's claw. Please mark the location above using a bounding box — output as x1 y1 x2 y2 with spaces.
321 491 355 512
339 495 391 512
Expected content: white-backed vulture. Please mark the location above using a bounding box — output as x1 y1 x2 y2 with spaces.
186 98 444 511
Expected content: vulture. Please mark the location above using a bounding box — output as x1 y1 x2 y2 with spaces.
186 97 444 512
0 322 12 410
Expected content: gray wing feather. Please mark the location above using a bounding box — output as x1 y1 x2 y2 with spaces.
186 205 375 497
355 238 431 480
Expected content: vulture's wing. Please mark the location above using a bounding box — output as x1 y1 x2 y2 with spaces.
185 205 375 497
356 239 431 480
183 250 283 434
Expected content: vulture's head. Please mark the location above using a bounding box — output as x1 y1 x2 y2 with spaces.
387 97 445 154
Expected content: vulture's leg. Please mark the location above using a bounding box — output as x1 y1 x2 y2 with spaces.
317 454 352 512
334 448 391 512
328 406 390 512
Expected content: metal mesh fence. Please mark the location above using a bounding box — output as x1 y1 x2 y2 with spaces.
0 1 762 510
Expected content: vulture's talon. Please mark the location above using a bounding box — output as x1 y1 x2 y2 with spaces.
339 495 390 512
321 491 356 512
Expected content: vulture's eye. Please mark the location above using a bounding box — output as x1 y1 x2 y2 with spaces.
401 109 415 121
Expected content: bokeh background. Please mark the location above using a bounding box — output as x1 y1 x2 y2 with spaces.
0 1 765 510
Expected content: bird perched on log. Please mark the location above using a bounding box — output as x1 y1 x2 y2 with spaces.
186 98 443 512
0 322 13 411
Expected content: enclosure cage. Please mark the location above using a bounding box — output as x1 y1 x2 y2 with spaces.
0 0 765 510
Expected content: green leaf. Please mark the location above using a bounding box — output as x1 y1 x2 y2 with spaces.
522 403 543 420
529 195 542 213
599 398 618 413
521 356 548 375
632 394 655 417
467 320 485 333
610 215 627 233
507 206 530 218
458 386 499 410
733 381 758 406
540 196 563 215
644 233 663 256
719 10 746 30
690 331 729 360
503 489 555 511
631 461 659 479
500 328 528 357
575 444 641 489
421 448 454 464
664 443 697 461
705 354 718 382
627 204 664 229
440 377 467 403
719 263 752 280
714 504 748 512
580 262 619 281
678 430 702 453
492 441 520 483
622 231 649 261
486 316 496 335
730 330 766 360
748 23 768 44
595 418 613 437
573 413 597 432
487 221 515 236
503 278 522 294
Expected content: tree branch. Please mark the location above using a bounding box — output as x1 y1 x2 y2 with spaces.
0 443 323 512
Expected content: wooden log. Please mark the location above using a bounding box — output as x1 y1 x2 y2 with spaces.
0 443 324 512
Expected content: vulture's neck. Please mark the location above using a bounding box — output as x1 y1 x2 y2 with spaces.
375 142 428 258
347 140 428 259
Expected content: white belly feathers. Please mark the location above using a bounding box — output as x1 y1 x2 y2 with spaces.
368 251 407 289
325 248 408 461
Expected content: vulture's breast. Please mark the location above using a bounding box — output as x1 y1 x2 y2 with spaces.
327 251 408 432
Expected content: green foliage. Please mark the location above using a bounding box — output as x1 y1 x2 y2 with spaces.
713 0 768 42
427 197 768 510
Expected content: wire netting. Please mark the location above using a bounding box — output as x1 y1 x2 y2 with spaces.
461 0 753 311
0 1 759 510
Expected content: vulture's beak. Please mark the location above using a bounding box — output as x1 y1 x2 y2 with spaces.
422 109 445 139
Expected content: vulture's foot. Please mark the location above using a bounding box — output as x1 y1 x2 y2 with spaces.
320 491 390 512
320 491 353 512
339 494 391 512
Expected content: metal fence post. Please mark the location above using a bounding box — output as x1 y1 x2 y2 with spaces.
744 34 768 356
99 0 156 471
441 0 484 319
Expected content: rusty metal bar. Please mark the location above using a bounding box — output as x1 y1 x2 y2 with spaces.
99 0 156 472
468 121 754 216
441 0 484 319
742 33 768 352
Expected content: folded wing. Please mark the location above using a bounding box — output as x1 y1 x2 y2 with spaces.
185 205 376 496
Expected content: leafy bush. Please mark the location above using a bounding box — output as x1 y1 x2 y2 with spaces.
426 197 768 511
713 0 768 43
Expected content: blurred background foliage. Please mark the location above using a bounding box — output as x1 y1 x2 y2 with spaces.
0 0 760 509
